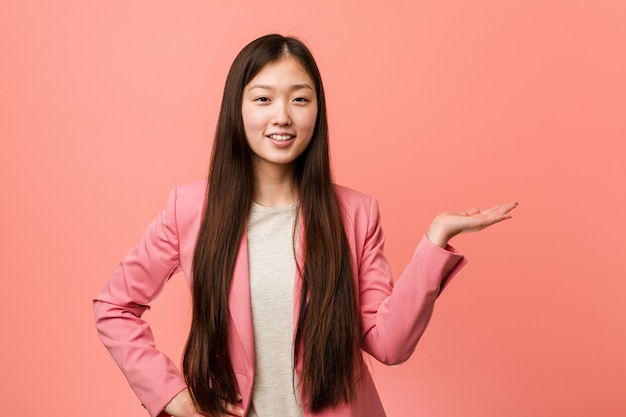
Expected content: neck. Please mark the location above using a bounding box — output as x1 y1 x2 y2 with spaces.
253 164 298 207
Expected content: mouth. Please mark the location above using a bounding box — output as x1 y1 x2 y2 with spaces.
267 134 295 142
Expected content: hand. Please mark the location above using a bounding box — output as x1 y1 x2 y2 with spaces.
164 388 245 417
426 201 518 248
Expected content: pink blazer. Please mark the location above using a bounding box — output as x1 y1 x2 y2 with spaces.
94 180 467 417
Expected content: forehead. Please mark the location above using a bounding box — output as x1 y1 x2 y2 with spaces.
246 56 315 89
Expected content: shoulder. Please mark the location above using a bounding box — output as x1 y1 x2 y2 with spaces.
173 178 207 197
333 184 376 208
169 179 207 206
333 184 380 226
163 179 207 225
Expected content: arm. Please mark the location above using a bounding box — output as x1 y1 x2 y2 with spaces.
358 199 517 365
93 187 188 417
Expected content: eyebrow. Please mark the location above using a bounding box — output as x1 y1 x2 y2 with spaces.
247 83 314 92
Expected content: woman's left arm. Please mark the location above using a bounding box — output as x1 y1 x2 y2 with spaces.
357 198 517 365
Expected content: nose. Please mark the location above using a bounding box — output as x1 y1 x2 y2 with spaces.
272 101 292 126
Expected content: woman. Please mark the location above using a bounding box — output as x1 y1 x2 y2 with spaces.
94 34 517 417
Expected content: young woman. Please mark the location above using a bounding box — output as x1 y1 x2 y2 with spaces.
94 34 517 417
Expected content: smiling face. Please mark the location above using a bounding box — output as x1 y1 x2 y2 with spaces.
241 55 318 178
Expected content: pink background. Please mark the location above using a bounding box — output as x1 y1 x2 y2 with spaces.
1 1 625 416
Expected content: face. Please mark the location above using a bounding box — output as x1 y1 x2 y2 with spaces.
241 56 318 176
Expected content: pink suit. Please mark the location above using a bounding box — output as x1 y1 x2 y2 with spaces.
94 180 467 417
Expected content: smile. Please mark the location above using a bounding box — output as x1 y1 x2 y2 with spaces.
268 134 294 141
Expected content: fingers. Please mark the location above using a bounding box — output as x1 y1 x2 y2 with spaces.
479 201 518 218
493 201 518 215
428 201 518 246
457 201 518 233
464 201 517 218
218 394 244 416
222 400 245 416
165 388 245 417
464 207 481 216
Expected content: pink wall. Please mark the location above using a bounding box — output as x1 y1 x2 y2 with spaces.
1 1 625 416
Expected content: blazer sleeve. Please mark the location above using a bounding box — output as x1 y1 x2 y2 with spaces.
357 197 468 365
93 187 188 417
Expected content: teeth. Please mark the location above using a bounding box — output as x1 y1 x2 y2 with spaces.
270 134 293 141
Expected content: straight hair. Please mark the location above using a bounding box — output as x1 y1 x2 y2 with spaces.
182 34 360 414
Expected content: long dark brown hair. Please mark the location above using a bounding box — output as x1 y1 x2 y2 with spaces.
182 34 360 415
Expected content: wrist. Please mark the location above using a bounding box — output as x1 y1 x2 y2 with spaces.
426 223 451 248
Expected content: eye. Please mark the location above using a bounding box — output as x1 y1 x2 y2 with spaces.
293 97 310 103
254 97 270 102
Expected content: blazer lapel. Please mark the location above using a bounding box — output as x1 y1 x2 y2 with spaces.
229 231 255 372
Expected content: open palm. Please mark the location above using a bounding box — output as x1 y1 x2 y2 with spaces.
426 201 518 247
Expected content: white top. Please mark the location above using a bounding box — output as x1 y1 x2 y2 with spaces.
247 202 304 417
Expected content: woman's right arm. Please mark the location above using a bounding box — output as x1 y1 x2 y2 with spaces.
93 187 188 417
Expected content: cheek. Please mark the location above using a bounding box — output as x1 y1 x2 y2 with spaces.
298 109 318 134
242 109 265 134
